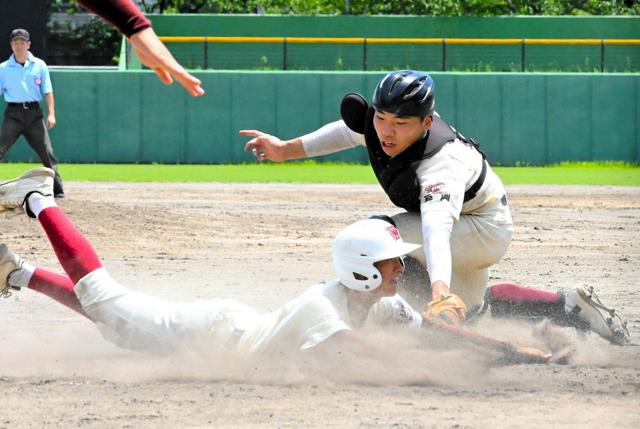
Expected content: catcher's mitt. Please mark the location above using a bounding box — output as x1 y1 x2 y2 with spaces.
422 294 467 326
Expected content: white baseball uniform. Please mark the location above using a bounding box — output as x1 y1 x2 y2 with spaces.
74 268 423 357
301 118 513 308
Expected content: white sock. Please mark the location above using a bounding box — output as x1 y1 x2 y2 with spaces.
564 291 577 314
8 262 35 289
27 193 57 218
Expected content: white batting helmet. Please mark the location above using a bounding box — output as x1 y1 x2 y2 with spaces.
332 219 421 292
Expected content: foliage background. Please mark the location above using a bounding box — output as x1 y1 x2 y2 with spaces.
47 0 639 66
138 0 640 15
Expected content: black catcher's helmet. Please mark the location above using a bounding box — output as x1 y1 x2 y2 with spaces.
372 70 435 118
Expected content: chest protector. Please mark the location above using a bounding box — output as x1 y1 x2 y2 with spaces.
341 93 483 212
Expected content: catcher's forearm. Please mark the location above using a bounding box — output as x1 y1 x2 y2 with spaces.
283 138 308 160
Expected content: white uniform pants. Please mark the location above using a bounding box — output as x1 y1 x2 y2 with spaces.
74 268 256 355
392 199 513 309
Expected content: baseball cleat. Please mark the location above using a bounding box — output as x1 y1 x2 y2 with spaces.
0 244 24 299
0 167 54 218
565 286 630 345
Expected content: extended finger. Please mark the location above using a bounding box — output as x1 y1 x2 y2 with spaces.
182 81 205 96
154 67 174 85
174 71 205 96
239 130 267 138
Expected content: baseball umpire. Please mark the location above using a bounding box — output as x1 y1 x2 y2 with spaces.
0 29 64 198
241 70 630 345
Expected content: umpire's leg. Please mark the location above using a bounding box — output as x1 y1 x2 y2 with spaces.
0 107 24 161
22 107 65 196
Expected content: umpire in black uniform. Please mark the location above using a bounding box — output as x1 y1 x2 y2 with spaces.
0 29 64 198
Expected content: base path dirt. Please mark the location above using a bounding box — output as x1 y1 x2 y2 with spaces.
0 182 638 428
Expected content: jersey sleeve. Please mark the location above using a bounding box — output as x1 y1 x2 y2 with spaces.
77 0 152 37
295 296 352 350
421 209 454 286
415 144 470 286
301 120 365 157
367 295 423 328
416 156 466 220
41 62 53 95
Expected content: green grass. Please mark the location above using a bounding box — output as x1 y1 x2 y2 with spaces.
494 162 640 186
1 161 639 186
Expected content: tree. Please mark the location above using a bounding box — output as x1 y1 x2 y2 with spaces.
45 0 638 65
133 0 638 15
48 0 121 65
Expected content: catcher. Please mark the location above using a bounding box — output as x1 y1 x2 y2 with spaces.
242 70 508 312
241 70 629 346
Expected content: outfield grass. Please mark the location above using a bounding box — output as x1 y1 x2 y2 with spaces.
1 162 639 186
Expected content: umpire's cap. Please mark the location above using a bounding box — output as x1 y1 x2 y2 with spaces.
10 29 30 42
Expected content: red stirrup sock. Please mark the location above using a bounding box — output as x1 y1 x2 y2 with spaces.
485 282 565 320
37 207 103 284
28 268 88 318
489 282 559 304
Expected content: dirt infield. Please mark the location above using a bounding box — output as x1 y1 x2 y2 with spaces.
1 182 639 428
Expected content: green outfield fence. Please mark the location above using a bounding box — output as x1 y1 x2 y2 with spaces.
121 15 640 73
3 70 639 166
147 36 640 73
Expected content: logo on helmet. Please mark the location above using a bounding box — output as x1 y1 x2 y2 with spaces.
386 225 401 241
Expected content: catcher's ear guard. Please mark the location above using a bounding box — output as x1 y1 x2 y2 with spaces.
340 93 369 134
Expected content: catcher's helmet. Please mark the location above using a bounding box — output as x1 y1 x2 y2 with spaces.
372 70 435 118
332 219 421 292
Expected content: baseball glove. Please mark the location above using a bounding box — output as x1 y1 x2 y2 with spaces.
422 294 467 326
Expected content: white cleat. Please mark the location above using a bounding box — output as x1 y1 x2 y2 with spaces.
566 286 630 345
0 244 24 299
0 167 54 217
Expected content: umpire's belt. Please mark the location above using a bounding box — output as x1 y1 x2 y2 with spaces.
463 160 487 203
7 101 40 109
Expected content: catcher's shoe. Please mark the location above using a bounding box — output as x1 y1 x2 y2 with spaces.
566 286 630 345
0 167 54 218
0 244 24 299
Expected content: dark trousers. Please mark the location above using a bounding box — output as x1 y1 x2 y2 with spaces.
0 104 64 195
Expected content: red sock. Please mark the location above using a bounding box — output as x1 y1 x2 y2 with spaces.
37 207 103 284
489 282 559 304
28 268 88 318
